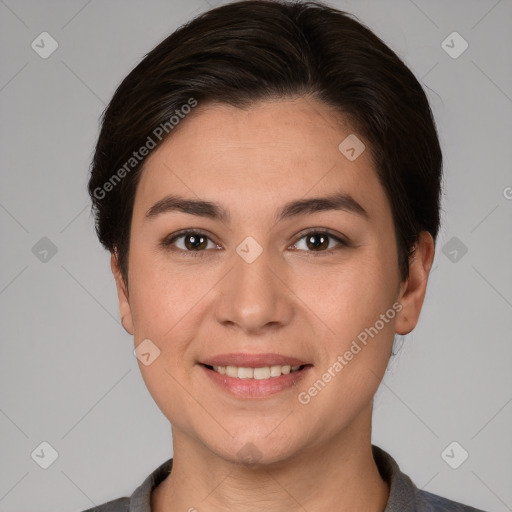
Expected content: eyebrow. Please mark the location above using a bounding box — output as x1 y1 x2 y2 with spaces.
144 192 369 224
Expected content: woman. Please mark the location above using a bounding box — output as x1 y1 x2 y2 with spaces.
84 1 486 510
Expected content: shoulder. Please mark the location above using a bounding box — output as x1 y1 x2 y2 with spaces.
416 489 487 511
78 497 130 512
371 445 488 512
75 457 173 512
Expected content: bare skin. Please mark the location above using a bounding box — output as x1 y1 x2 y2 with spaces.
111 96 434 511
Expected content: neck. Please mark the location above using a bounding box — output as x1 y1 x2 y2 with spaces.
152 405 389 512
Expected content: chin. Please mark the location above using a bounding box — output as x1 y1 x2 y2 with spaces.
201 427 304 468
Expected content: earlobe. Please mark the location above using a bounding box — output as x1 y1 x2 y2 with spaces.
394 231 435 335
111 251 135 335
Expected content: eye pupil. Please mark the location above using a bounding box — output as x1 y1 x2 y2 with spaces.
185 234 207 250
306 233 329 251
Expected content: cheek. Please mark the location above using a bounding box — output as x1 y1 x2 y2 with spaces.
319 255 397 322
127 243 195 331
127 249 201 422
307 249 399 367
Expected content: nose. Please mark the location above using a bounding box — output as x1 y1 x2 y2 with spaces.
214 244 294 335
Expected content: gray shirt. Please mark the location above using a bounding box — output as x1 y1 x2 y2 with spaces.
80 445 486 511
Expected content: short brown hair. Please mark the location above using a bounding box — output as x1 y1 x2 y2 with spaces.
88 0 443 286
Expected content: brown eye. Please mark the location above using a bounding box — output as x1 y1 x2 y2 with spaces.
305 233 330 251
182 233 209 251
292 230 348 253
162 230 220 257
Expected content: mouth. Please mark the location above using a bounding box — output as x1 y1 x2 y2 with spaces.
202 363 308 379
198 354 312 398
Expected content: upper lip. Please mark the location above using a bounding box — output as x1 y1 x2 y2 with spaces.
201 353 309 367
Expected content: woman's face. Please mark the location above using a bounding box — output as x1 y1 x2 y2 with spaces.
113 97 426 464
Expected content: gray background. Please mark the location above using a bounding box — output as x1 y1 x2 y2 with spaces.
1 0 511 510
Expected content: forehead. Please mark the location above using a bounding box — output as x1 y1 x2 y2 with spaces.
134 97 389 222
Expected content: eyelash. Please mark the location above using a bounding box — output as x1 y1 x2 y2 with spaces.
160 228 350 258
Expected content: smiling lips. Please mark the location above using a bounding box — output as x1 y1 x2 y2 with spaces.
200 353 312 397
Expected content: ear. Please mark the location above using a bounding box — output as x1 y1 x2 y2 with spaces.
111 251 134 335
395 231 435 335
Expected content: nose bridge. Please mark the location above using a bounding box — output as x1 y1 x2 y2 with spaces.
215 237 292 333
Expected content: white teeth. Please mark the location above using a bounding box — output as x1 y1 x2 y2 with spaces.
238 367 254 379
211 364 303 379
253 367 270 380
226 366 238 378
270 365 282 377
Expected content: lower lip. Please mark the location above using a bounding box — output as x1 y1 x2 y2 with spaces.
200 364 312 398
